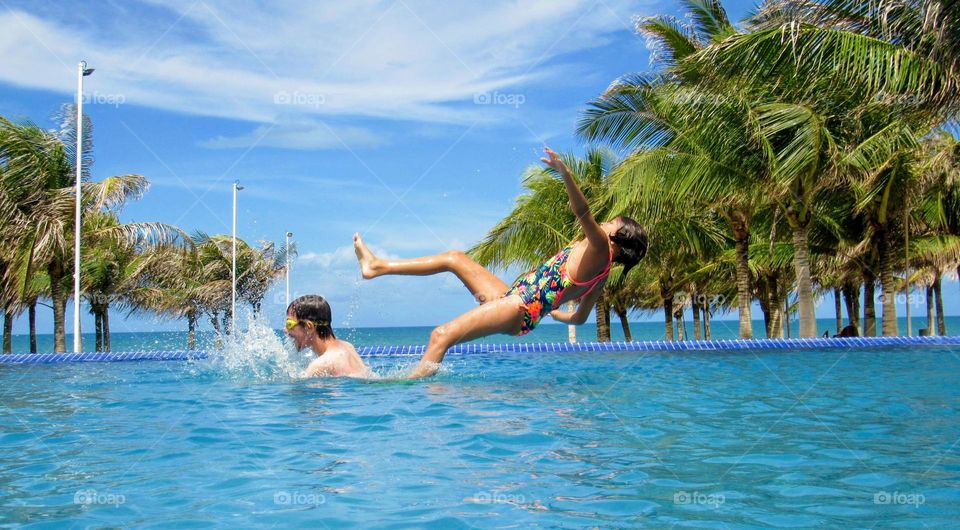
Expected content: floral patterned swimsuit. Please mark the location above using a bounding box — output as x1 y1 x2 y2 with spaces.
505 245 612 335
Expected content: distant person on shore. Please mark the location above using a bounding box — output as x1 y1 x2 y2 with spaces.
833 325 858 338
353 146 648 379
285 295 369 378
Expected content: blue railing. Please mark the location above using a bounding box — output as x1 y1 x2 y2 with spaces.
1 336 958 364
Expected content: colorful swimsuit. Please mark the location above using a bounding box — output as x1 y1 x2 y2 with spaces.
505 245 612 335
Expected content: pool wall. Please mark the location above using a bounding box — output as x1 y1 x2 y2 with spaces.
2 336 959 364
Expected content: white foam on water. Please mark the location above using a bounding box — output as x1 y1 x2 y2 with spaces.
200 311 309 383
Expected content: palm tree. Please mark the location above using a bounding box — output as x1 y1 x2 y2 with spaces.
0 107 189 352
133 241 214 350
909 235 960 335
578 1 775 338
695 0 960 121
909 130 960 335
192 234 239 337
238 240 295 315
80 211 190 351
580 76 773 338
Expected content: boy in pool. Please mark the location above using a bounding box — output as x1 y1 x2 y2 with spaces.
353 146 648 379
285 295 369 378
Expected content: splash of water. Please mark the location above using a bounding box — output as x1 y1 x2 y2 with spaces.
198 311 309 383
186 308 449 383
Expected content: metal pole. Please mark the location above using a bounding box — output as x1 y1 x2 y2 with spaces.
73 61 91 353
904 206 911 336
784 294 791 339
232 181 242 334
285 232 293 308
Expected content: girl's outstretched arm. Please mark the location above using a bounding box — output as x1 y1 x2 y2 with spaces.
549 280 606 325
540 147 607 248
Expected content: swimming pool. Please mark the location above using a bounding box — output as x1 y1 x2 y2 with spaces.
2 346 958 527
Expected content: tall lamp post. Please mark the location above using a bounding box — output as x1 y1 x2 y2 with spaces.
232 180 244 334
285 231 293 308
73 61 94 353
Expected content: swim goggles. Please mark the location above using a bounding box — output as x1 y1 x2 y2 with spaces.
285 318 330 330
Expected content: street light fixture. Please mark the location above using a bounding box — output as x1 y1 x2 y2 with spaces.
232 180 244 334
73 61 94 354
285 231 293 308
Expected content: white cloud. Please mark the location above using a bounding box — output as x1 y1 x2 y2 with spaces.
199 120 385 150
0 0 653 149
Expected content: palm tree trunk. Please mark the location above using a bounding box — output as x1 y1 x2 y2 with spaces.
95 310 102 352
934 275 945 336
878 230 898 336
759 289 772 337
833 287 842 335
662 288 674 341
691 294 702 340
211 311 222 348
863 272 877 336
595 293 611 342
103 305 111 352
675 307 685 341
702 300 711 339
732 221 753 339
188 311 197 350
613 302 631 342
28 301 37 353
792 223 816 337
842 283 861 335
2 309 12 353
768 277 785 339
49 261 67 352
925 284 935 335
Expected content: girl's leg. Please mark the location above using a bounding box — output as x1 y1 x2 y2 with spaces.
354 233 509 304
409 295 525 379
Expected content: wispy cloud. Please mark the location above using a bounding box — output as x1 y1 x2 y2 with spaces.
199 120 385 150
0 0 652 149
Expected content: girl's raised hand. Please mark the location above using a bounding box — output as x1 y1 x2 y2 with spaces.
540 147 567 174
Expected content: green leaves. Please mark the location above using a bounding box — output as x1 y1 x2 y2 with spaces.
470 148 616 271
754 102 837 193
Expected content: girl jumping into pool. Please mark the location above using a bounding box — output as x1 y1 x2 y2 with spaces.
353 147 648 379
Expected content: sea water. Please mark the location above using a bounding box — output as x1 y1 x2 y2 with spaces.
6 316 959 354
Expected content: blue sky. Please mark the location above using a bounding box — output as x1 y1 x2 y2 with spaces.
2 0 954 336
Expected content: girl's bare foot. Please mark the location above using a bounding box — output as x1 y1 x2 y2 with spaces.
353 233 380 279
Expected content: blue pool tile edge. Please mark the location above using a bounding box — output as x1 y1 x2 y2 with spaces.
0 350 209 364
363 335 960 355
2 336 959 363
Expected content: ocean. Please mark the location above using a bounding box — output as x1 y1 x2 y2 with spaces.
4 316 958 354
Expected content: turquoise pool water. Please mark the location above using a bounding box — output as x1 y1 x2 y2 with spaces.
2 346 959 527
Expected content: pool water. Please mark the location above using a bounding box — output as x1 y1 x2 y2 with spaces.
2 345 959 528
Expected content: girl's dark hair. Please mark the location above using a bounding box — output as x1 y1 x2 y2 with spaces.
610 216 648 277
287 294 336 340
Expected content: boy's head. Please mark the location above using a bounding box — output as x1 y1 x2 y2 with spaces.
285 294 336 350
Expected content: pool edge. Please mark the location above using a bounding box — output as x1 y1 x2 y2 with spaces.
2 336 959 363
